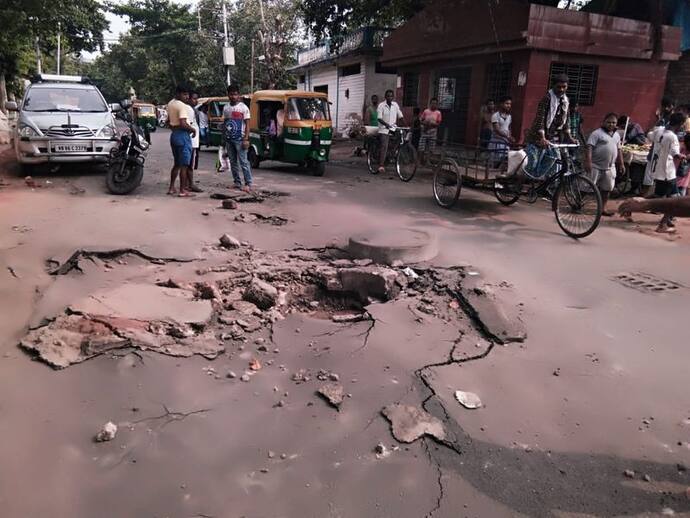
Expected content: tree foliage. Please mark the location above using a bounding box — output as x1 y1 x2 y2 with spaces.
0 0 107 90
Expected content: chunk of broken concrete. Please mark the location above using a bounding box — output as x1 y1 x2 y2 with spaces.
455 390 482 409
219 234 241 249
317 382 344 410
381 404 446 443
95 421 118 442
194 281 223 301
243 278 279 310
221 199 238 210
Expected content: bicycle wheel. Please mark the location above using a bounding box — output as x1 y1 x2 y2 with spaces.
367 140 380 174
553 174 602 239
493 178 521 205
433 158 462 208
396 143 418 182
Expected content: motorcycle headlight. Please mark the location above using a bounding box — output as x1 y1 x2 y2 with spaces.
139 139 150 151
18 125 39 138
98 125 116 138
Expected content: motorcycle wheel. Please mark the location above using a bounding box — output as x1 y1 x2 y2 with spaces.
106 162 144 195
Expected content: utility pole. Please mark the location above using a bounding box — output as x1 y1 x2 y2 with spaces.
197 4 201 33
35 37 42 75
56 22 61 75
222 0 230 86
250 39 255 92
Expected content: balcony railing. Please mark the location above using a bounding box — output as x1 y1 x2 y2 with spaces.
297 27 391 66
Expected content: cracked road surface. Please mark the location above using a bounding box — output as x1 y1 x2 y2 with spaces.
1 132 690 517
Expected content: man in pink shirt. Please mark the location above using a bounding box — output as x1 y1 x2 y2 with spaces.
419 97 442 162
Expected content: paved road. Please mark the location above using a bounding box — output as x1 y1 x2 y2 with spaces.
1 130 689 517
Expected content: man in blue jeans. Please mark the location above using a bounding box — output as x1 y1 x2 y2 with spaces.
222 84 253 191
166 85 196 196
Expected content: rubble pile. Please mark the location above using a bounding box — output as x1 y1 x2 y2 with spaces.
19 243 519 370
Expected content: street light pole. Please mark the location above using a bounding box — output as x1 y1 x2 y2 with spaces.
251 39 255 92
56 22 61 75
222 0 230 86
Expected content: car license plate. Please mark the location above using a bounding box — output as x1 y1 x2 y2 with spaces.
53 144 89 152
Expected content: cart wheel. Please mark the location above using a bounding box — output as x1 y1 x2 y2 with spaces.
493 178 521 205
433 158 461 208
396 143 418 182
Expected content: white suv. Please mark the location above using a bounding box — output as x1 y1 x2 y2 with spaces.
5 74 119 172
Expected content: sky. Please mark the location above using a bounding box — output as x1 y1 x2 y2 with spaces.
82 0 197 61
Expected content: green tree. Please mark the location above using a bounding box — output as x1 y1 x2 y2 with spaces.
0 0 107 107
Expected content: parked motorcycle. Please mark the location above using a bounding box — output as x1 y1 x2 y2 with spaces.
106 100 148 195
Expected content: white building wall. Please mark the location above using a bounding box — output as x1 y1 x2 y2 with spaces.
294 55 397 135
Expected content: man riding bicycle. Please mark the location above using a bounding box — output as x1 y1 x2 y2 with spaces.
523 73 576 178
376 89 405 174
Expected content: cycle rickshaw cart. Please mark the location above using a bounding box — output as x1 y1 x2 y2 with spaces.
430 142 603 239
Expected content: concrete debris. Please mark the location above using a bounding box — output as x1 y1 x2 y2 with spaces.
317 382 344 410
219 234 241 249
221 199 238 210
194 282 223 301
231 300 261 316
624 469 635 478
331 313 366 323
240 373 251 382
243 278 279 310
374 443 389 458
381 404 446 443
455 390 482 409
95 421 118 442
292 369 310 383
402 267 419 279
226 370 237 379
249 358 262 371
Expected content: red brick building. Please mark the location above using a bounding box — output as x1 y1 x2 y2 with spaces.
380 0 681 145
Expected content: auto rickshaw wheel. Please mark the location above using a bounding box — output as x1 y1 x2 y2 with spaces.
311 160 326 177
248 147 261 169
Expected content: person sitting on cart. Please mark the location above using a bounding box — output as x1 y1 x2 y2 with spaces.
488 95 514 167
523 73 575 178
376 89 405 174
617 115 647 146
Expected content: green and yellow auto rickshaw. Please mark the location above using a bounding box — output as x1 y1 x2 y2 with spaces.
199 95 252 147
248 90 332 176
131 101 157 141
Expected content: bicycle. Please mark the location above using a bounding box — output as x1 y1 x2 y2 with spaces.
493 143 603 239
366 126 418 181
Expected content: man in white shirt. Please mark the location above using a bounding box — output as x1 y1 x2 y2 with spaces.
376 89 405 174
223 84 253 191
649 111 686 233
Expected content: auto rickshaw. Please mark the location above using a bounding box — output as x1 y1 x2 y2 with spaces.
130 101 157 142
248 90 332 176
198 95 252 147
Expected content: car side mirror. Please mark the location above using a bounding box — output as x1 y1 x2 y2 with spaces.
5 101 18 111
109 103 122 112
120 99 132 110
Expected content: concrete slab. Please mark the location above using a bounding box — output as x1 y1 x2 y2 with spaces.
348 228 437 265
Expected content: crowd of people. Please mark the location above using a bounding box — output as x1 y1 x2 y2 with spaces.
469 74 690 233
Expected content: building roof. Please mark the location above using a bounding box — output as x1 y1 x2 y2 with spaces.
290 27 391 72
381 0 681 66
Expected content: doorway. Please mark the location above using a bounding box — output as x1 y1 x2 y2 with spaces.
434 67 472 144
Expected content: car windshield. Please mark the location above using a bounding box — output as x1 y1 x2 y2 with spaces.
23 87 108 112
287 97 330 121
138 105 155 115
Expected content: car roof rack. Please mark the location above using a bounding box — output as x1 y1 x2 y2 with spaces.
31 74 92 84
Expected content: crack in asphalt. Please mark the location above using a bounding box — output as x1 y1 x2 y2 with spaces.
49 248 194 275
423 440 445 518
131 404 211 429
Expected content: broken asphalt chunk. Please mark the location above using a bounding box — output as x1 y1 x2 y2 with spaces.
381 404 446 443
317 382 344 410
219 234 241 249
95 421 118 442
455 390 482 409
243 278 279 310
